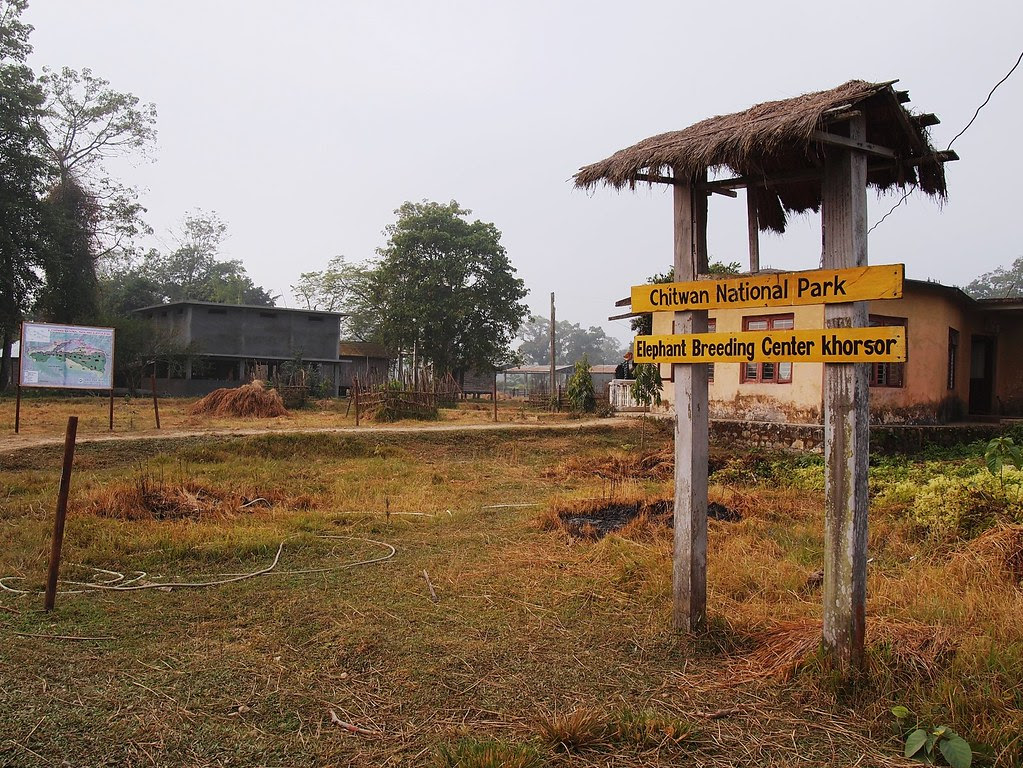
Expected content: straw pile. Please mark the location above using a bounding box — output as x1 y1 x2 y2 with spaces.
546 446 674 482
964 524 1023 581
188 380 288 418
731 618 957 683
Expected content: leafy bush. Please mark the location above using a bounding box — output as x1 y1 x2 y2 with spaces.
631 363 662 409
565 356 596 413
911 468 1023 538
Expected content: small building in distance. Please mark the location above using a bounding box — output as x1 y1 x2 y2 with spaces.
338 341 391 395
135 301 343 396
645 278 1023 424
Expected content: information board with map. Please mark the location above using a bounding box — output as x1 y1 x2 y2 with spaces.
19 322 115 390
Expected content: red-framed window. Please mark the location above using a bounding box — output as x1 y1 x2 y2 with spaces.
740 314 793 383
868 315 906 388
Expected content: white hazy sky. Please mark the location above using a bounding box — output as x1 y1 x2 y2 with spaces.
22 1 1023 343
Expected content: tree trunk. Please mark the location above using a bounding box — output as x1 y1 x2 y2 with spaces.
0 328 11 392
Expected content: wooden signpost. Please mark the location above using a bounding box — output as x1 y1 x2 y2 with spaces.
630 264 903 313
631 255 905 653
574 80 955 675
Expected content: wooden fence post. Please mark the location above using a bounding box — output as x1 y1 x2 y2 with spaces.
44 416 78 611
151 369 161 429
353 376 360 427
821 113 869 673
492 374 498 422
672 173 710 632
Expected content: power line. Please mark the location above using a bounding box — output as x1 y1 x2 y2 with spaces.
869 49 1023 235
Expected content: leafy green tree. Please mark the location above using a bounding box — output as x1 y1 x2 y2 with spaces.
966 256 1023 300
0 0 45 387
99 211 275 310
34 65 156 321
517 314 627 366
291 254 360 312
565 356 596 413
631 363 663 410
630 260 741 336
365 200 528 377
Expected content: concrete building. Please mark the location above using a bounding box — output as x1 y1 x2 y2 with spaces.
135 301 343 396
649 279 1023 423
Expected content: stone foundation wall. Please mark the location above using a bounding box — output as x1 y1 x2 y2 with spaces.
709 418 1006 454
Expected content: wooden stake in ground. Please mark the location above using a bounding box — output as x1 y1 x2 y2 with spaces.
671 173 709 633
44 416 78 611
821 113 869 672
354 376 361 427
151 369 161 429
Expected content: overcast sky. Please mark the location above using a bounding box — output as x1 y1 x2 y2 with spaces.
22 1 1023 342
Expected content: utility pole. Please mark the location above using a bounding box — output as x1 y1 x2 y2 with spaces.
549 292 556 407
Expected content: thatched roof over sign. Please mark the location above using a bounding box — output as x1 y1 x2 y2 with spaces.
574 80 950 233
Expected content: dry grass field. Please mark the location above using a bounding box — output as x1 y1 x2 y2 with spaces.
0 393 570 441
1 420 1021 767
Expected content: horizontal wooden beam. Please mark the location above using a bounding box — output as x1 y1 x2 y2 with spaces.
608 310 641 321
811 130 897 159
912 113 940 128
700 151 959 192
632 172 736 196
895 89 910 103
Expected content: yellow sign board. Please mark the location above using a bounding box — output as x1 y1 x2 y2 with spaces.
633 326 906 364
630 264 904 313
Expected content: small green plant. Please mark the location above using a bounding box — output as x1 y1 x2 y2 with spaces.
535 708 606 752
434 737 541 768
630 363 662 411
892 707 972 767
985 436 1023 484
565 356 596 413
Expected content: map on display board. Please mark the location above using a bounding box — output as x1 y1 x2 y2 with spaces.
19 322 115 390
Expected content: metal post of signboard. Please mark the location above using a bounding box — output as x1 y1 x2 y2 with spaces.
108 388 114 431
14 382 21 434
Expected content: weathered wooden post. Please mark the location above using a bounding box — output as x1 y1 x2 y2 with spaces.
44 416 78 611
151 367 161 429
549 292 556 409
822 114 869 671
672 173 710 632
353 376 361 427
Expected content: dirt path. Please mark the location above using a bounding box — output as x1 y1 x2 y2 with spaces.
0 416 637 454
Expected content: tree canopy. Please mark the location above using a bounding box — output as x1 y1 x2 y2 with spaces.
965 256 1023 300
360 201 528 375
98 210 275 314
517 314 626 365
0 0 45 383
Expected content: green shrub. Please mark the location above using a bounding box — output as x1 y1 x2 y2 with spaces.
911 467 1023 538
566 357 596 413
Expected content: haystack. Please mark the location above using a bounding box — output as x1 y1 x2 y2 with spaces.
188 380 289 418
